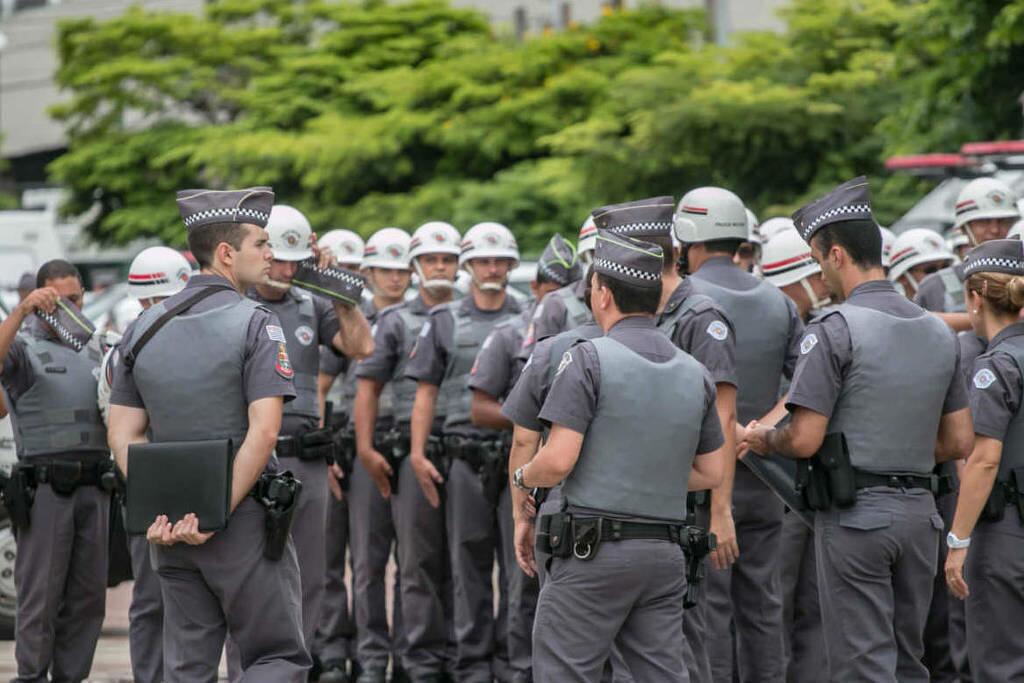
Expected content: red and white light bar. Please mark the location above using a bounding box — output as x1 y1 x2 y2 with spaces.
960 140 1024 157
884 154 970 171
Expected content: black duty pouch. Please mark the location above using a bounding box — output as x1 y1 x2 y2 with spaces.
817 432 855 508
796 459 831 512
683 527 717 609
333 427 355 492
254 471 303 562
1011 467 1024 524
480 445 508 508
426 435 451 480
570 516 602 561
1 467 35 531
299 429 335 463
536 512 572 558
980 481 1007 523
48 461 84 497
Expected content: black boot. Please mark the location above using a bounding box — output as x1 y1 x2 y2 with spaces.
319 659 351 683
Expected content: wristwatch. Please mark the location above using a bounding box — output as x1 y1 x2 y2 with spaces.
946 531 971 549
512 465 530 491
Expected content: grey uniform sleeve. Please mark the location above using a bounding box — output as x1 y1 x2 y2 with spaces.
356 312 401 383
538 342 600 434
533 295 568 341
696 370 724 455
942 334 970 414
676 308 737 387
782 297 806 380
968 352 1022 440
468 327 514 398
501 341 552 431
785 315 851 418
319 346 349 378
404 311 450 386
244 309 298 404
110 321 144 408
316 297 341 351
913 274 946 312
1 337 35 405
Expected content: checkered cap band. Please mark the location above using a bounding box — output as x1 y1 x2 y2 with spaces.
538 259 572 286
36 310 85 352
606 221 674 237
593 257 660 283
182 206 270 228
963 256 1024 277
800 204 872 241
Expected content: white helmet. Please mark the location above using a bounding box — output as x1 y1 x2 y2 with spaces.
879 226 896 269
409 221 461 260
362 227 412 270
759 217 797 243
319 229 365 267
888 228 954 284
745 208 761 246
127 246 192 300
265 205 314 261
578 215 598 259
1009 219 1024 240
946 229 970 253
953 177 1020 231
459 222 520 266
673 187 748 243
760 228 820 287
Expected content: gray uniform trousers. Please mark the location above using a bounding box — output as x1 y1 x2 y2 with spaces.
349 457 405 669
682 504 711 683
964 512 1024 682
14 483 109 683
156 497 310 682
445 457 512 682
226 458 328 681
923 489 970 683
503 508 538 683
778 512 824 683
391 456 450 676
128 534 164 683
704 467 785 683
315 483 355 663
532 539 689 683
815 489 941 683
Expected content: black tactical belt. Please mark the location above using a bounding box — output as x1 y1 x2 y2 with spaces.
17 459 118 494
442 435 508 466
592 519 686 544
854 472 938 493
276 429 335 462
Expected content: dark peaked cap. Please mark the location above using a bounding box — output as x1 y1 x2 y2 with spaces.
538 234 582 286
592 230 663 290
792 176 874 244
963 238 1024 277
592 196 675 238
176 187 275 231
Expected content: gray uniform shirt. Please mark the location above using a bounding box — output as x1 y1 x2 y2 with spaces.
467 305 536 401
533 278 588 341
357 296 432 384
968 322 1024 440
914 263 965 312
248 288 340 436
657 278 738 387
110 274 296 409
787 279 968 418
538 316 723 455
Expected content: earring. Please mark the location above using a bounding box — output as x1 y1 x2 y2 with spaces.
972 310 979 314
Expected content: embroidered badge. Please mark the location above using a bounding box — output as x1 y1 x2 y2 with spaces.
294 325 314 346
973 368 997 390
800 333 818 355
706 320 729 341
556 350 573 376
266 325 286 343
275 343 295 379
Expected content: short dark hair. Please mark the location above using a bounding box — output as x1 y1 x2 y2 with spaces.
595 272 660 315
187 222 249 268
36 259 82 288
644 234 676 274
811 220 882 269
703 238 745 257
536 268 558 286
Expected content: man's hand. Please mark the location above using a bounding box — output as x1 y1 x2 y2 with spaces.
327 463 345 501
514 518 538 577
411 453 444 508
18 287 59 318
945 546 969 600
741 420 772 457
147 515 176 546
359 448 394 499
516 494 537 523
735 421 751 459
709 506 739 570
170 513 215 546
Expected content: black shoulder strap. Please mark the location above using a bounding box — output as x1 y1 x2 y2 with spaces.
122 286 228 370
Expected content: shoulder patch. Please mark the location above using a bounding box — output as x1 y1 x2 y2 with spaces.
800 333 818 355
556 350 573 376
706 320 729 341
973 368 997 390
275 342 294 379
419 321 432 338
266 325 286 343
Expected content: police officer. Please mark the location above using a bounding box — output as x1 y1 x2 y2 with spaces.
675 186 804 683
468 233 581 683
353 220 462 683
519 229 725 682
348 226 415 683
315 228 366 682
944 238 1024 682
879 226 896 275
406 221 523 682
915 177 1020 331
107 187 311 679
96 246 193 683
759 228 830 683
888 229 956 299
735 208 761 273
0 260 111 682
532 216 597 340
745 176 973 682
234 205 374 680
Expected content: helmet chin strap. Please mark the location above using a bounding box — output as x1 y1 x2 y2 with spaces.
464 263 507 292
579 251 594 267
413 257 456 294
265 278 292 291
800 278 831 311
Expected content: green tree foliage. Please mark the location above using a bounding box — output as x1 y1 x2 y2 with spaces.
49 0 1024 250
